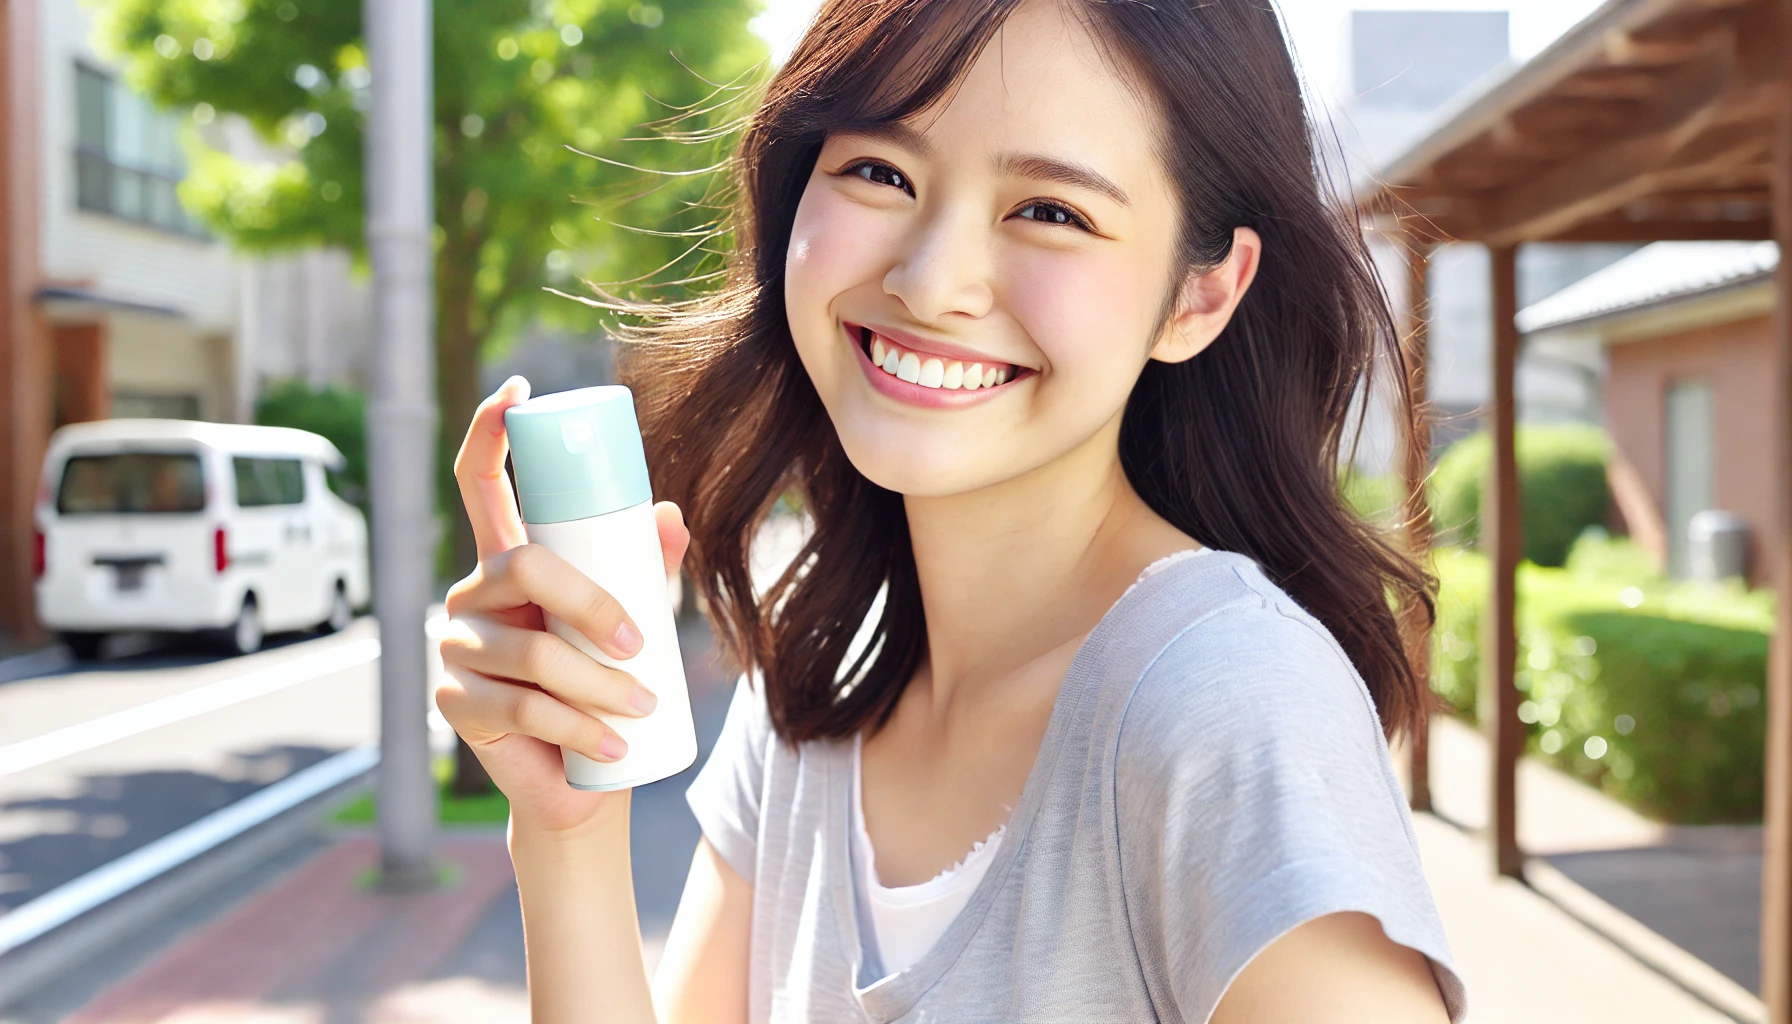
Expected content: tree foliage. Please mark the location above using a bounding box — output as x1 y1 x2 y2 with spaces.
93 0 769 576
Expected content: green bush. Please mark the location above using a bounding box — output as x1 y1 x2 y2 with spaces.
1342 470 1406 528
254 380 368 509
1430 536 1770 824
1430 424 1610 567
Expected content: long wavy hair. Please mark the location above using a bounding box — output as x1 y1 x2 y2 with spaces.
593 0 1436 746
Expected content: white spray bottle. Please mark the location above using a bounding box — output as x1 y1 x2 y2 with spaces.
504 384 697 790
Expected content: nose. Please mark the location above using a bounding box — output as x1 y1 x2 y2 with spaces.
881 203 996 324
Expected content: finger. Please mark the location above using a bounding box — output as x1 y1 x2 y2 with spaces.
654 501 690 580
435 662 628 763
440 615 658 718
461 543 645 660
454 375 532 564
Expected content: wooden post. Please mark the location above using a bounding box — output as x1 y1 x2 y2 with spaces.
1484 243 1523 878
1761 80 1792 1024
1401 236 1434 813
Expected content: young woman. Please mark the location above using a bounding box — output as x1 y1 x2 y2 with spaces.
436 1 1466 1021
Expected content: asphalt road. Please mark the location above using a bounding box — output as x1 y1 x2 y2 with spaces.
0 608 740 1013
0 621 383 915
0 517 808 1017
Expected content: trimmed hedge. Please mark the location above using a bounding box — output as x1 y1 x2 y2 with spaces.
1430 537 1769 824
1430 424 1610 567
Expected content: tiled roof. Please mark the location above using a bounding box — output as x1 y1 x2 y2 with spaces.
1516 241 1778 335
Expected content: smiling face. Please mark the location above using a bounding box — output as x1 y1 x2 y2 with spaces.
783 0 1193 498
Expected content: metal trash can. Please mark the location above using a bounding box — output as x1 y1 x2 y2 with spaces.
1688 510 1749 582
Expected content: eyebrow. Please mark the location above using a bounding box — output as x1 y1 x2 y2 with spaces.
840 121 1132 208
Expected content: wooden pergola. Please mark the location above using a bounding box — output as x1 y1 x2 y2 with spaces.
1363 0 1792 1015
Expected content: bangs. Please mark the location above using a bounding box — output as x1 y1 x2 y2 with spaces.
779 0 1021 134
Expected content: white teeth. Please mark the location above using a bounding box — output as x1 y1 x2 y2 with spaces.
918 358 944 388
865 330 1015 392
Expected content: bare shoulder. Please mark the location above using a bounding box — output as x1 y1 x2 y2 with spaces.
1209 911 1450 1024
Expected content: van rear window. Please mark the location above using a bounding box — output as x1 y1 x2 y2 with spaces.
57 452 206 515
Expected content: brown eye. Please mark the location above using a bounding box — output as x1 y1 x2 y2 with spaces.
1016 200 1092 231
845 160 914 197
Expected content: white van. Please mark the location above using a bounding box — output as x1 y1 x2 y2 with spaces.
33 419 372 659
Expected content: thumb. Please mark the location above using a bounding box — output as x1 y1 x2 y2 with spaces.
654 501 690 580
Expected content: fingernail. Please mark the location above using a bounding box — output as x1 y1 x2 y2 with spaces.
630 685 659 715
599 734 627 761
613 620 642 656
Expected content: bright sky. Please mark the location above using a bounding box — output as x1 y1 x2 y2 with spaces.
747 0 1610 108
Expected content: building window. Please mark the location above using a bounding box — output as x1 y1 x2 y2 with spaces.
74 63 205 237
1664 378 1714 579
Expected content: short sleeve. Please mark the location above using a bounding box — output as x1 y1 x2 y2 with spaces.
684 670 773 883
1115 601 1467 1024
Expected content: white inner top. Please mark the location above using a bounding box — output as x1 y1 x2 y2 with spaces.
849 545 1211 978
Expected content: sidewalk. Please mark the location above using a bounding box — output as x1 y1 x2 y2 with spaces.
1406 713 1760 1023
1421 713 1761 1000
61 832 528 1024
10 614 1760 1024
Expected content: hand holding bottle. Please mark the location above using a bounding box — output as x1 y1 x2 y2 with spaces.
435 376 691 839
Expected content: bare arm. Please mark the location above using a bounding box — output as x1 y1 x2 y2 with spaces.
1209 911 1450 1024
651 836 754 1023
508 800 656 1021
437 377 751 1022
509 819 753 1024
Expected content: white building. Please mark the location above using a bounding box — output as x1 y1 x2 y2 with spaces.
36 0 369 427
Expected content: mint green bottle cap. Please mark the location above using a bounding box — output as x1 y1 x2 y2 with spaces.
504 385 652 525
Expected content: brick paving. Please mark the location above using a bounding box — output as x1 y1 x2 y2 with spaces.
64 834 523 1024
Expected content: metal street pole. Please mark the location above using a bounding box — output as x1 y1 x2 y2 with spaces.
364 0 438 892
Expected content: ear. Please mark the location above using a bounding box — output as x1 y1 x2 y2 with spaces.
1148 226 1262 365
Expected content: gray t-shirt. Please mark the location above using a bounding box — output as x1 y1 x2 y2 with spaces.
683 548 1468 1023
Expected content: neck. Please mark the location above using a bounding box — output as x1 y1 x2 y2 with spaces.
901 413 1193 716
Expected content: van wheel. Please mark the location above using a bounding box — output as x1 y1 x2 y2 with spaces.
224 596 263 656
62 631 106 662
322 583 352 633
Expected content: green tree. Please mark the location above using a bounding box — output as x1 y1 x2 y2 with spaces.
93 0 768 582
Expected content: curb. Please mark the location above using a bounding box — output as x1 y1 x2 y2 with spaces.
0 647 69 686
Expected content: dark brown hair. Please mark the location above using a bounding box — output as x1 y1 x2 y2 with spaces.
594 0 1436 746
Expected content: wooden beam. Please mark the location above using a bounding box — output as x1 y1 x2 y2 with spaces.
1761 56 1792 1024
1603 24 1734 66
1401 237 1435 815
1543 216 1771 241
1555 68 1664 100
1376 0 1720 190
1483 243 1523 880
1481 99 1776 243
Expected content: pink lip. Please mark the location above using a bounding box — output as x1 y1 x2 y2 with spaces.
844 322 1023 409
